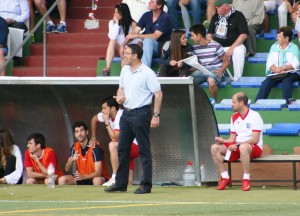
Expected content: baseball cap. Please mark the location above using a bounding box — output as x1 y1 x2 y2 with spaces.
214 0 232 6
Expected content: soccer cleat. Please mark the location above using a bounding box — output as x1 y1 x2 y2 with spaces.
217 178 232 190
46 23 56 33
242 179 251 191
102 178 115 187
55 23 67 33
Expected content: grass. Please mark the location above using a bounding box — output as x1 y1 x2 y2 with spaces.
0 185 300 215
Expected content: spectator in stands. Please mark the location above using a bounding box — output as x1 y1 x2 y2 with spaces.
262 0 276 33
28 0 67 33
90 96 139 186
166 0 202 30
0 129 23 184
0 17 8 76
158 29 193 77
211 92 264 191
233 0 264 57
207 0 248 81
189 24 230 102
102 3 139 76
58 121 109 186
24 133 64 184
124 0 172 67
255 26 300 104
278 0 299 28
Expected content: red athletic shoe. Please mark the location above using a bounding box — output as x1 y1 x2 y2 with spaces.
242 179 251 191
217 178 232 190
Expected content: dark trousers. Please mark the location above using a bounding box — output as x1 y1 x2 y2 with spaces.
116 105 152 190
255 73 300 103
0 155 22 184
0 17 8 48
158 64 190 77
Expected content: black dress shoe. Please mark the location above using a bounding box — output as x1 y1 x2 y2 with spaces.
134 186 151 194
104 184 127 193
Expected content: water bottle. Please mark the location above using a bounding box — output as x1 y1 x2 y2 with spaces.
200 162 205 182
47 163 55 189
183 161 195 186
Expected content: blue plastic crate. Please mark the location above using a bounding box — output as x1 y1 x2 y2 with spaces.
266 123 300 136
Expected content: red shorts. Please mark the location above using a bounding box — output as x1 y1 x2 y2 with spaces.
129 144 139 170
224 143 262 162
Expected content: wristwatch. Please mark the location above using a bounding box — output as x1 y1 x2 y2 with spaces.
153 112 160 117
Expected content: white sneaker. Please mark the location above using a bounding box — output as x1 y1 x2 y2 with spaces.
103 178 115 187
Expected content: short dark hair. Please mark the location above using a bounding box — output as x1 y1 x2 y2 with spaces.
236 92 248 105
127 44 143 59
101 96 119 110
189 24 206 38
27 133 46 149
72 121 88 133
279 26 293 42
156 0 165 10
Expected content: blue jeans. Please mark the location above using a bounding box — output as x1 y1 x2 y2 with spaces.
141 38 160 67
115 105 152 190
166 0 202 29
0 17 8 50
191 69 224 85
255 73 300 103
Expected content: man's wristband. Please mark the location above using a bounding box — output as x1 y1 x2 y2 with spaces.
91 137 96 140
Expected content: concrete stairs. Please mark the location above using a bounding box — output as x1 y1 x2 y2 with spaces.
12 0 117 77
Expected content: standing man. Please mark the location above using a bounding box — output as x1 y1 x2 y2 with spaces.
24 133 64 184
207 0 248 81
58 121 109 186
125 0 172 67
90 96 140 186
211 92 263 191
105 44 162 194
189 24 230 102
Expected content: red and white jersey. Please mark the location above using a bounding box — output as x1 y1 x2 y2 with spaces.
97 109 138 145
230 109 263 149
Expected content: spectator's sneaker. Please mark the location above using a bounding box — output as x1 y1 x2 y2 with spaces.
56 23 67 33
242 179 251 191
46 23 56 33
102 178 115 187
217 178 232 190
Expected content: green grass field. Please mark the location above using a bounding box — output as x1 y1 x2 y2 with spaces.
0 185 299 215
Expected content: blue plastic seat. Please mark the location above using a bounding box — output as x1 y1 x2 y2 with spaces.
264 29 277 40
288 99 300 111
250 99 286 111
218 124 230 135
247 53 268 63
214 99 251 110
266 123 300 136
200 81 227 88
231 77 265 88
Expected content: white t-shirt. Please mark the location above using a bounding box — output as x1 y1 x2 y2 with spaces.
230 109 263 149
97 109 138 145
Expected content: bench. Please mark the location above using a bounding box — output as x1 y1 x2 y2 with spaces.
226 155 300 190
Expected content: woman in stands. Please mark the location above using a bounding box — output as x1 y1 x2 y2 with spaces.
158 29 193 77
102 3 138 76
0 129 23 184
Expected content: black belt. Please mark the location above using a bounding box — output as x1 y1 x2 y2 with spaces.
123 105 151 112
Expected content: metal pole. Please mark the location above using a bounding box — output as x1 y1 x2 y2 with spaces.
43 19 47 77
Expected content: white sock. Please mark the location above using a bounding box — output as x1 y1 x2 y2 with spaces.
60 21 66 26
221 171 229 179
243 173 250 180
47 21 54 26
111 174 116 179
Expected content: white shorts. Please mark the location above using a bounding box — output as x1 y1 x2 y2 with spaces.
264 0 276 12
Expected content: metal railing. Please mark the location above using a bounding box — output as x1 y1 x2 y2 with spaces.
0 0 59 76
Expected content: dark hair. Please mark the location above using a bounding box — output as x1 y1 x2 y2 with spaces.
101 96 119 110
236 92 248 105
72 121 88 133
0 129 14 168
170 29 187 61
127 44 143 59
189 24 206 38
157 0 165 10
278 26 293 42
27 133 46 149
115 3 132 36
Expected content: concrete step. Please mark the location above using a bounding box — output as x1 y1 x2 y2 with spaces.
46 32 108 44
69 0 117 8
67 7 114 20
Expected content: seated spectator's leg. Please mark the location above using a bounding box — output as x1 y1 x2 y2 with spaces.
239 143 253 175
105 40 118 70
190 0 201 25
255 76 278 101
128 144 139 186
108 141 119 177
9 22 28 32
210 143 228 174
58 175 76 185
57 0 67 24
0 49 6 76
180 5 191 31
223 44 246 81
158 64 171 77
28 0 35 31
207 77 218 102
26 177 39 184
278 2 288 28
206 0 216 23
281 73 300 103
34 0 52 22
190 70 208 85
0 17 8 76
263 0 276 33
166 0 180 29
141 38 159 67
245 25 262 56
92 177 106 186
